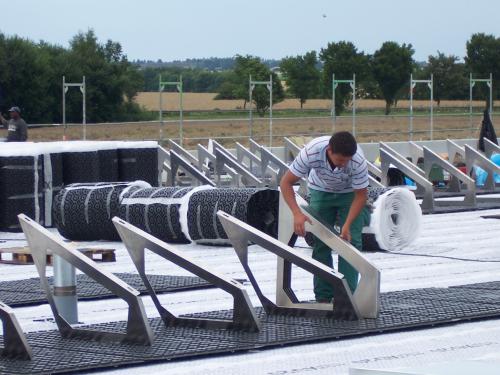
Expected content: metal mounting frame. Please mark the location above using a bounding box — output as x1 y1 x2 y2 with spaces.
213 142 263 187
284 137 302 164
421 145 476 207
483 138 500 159
112 217 260 332
18 214 154 345
332 73 356 135
465 144 500 192
379 143 434 212
169 149 215 187
236 142 279 187
157 146 172 186
250 139 288 187
277 193 380 318
409 74 433 141
196 144 238 184
0 301 32 360
218 211 360 320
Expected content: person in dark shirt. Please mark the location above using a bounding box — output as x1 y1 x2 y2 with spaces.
0 106 28 142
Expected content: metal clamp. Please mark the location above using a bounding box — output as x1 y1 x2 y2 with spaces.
18 214 154 345
113 217 261 332
0 301 32 360
218 211 360 320
277 193 380 318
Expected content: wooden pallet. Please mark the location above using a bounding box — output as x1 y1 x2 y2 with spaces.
0 247 116 265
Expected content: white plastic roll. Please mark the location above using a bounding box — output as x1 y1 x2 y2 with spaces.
370 187 422 251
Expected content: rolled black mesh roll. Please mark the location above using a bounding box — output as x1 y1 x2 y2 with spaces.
187 188 279 243
53 182 140 241
118 186 192 244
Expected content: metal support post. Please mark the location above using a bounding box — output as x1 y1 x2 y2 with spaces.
470 73 493 137
249 75 273 146
62 76 86 140
332 74 356 135
409 74 433 141
159 75 183 145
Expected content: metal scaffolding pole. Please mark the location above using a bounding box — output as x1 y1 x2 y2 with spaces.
249 74 273 146
159 75 183 146
470 73 493 137
331 74 356 135
409 74 433 141
62 76 86 140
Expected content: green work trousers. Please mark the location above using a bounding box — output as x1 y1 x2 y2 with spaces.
308 189 365 300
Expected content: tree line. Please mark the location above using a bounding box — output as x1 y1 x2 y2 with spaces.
143 33 500 115
1 30 500 123
0 30 144 123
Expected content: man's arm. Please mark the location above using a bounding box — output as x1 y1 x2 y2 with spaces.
279 170 312 237
340 187 367 241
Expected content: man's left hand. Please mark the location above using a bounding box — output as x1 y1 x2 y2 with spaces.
340 225 351 242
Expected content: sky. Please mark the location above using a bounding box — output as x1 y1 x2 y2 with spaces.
1 0 499 62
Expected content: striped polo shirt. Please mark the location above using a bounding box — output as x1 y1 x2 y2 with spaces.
289 136 369 193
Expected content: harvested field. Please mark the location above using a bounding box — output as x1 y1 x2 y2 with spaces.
134 92 486 111
25 113 488 148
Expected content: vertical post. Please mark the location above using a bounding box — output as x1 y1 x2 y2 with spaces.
179 75 183 147
53 255 78 324
269 74 273 147
470 73 473 137
430 74 434 141
332 73 336 133
352 73 356 136
82 76 86 141
159 74 164 143
249 75 253 140
62 76 66 141
409 73 413 141
490 73 493 114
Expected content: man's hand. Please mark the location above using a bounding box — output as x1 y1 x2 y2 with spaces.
293 212 312 237
340 225 351 242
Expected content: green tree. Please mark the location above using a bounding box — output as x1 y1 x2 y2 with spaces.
216 55 284 115
371 41 415 115
280 51 320 108
319 41 370 113
418 52 467 105
465 33 500 106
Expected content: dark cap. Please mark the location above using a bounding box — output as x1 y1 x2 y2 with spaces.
8 106 21 114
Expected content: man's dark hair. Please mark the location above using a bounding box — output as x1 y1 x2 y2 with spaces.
329 131 357 156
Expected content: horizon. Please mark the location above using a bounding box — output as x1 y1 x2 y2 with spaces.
1 0 499 63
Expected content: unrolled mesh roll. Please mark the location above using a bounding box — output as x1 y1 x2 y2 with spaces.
53 181 150 241
304 187 421 252
369 187 422 251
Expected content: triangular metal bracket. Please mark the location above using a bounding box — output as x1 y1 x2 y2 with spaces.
112 217 261 332
217 211 360 320
0 301 32 360
18 214 154 345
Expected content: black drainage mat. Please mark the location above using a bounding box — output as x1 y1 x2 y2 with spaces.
3 282 500 374
0 273 212 307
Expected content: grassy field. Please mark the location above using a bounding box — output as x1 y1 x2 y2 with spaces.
26 113 488 148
